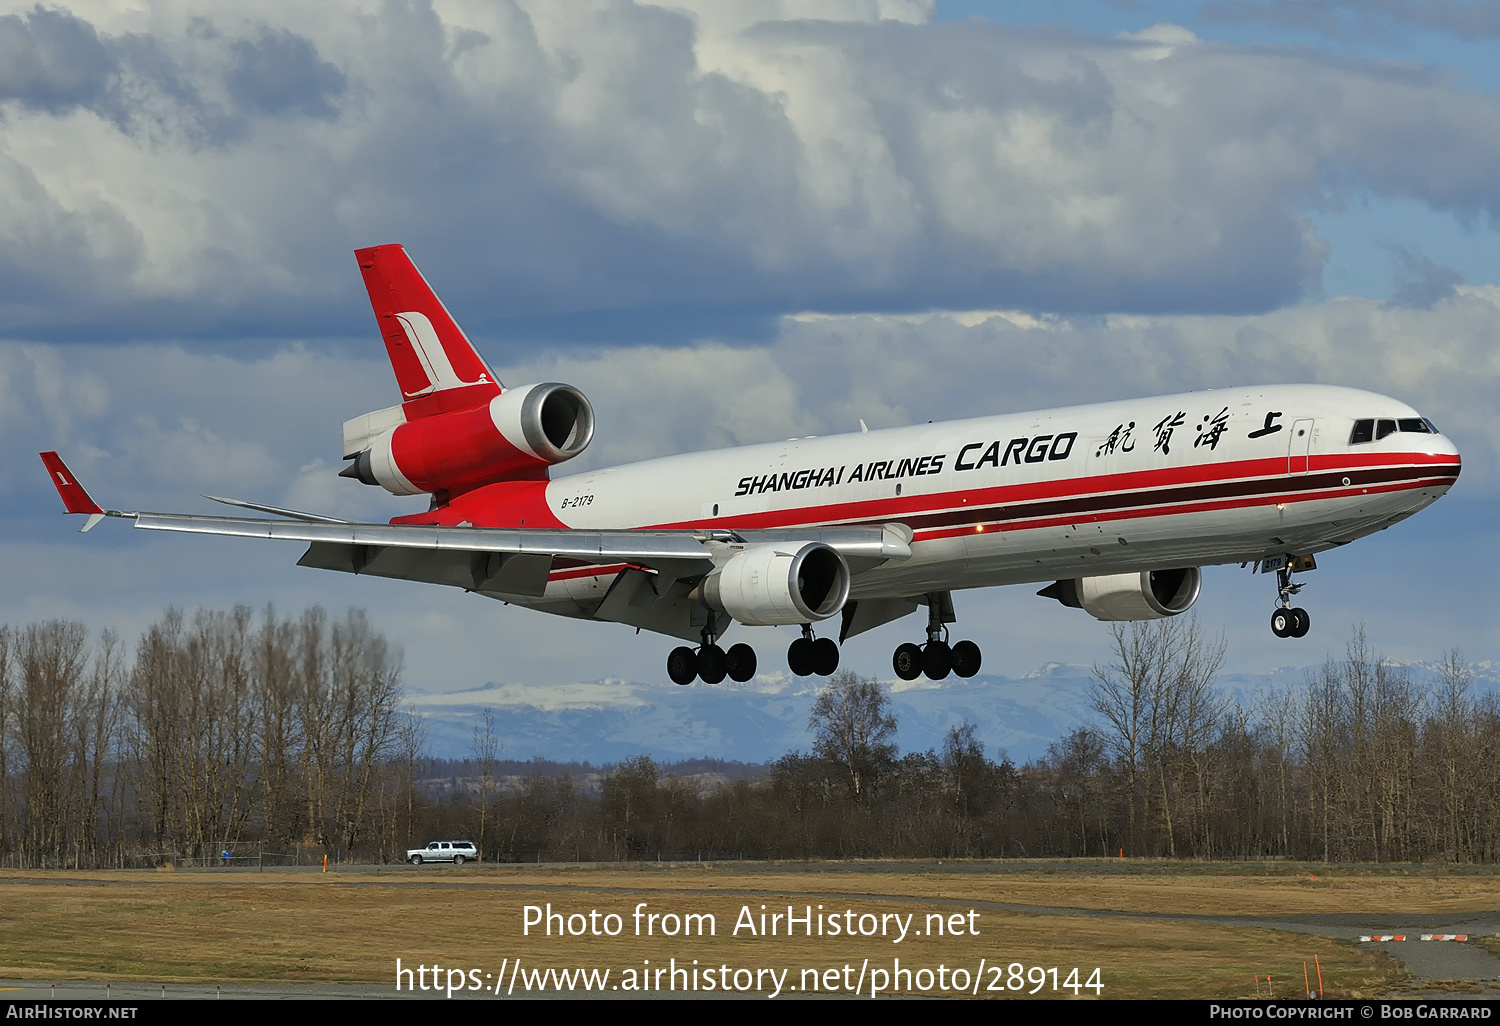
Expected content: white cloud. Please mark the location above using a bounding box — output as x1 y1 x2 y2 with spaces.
8 286 1495 517
0 1 1498 337
500 287 1500 491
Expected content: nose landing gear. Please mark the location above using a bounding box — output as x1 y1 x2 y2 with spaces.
1264 557 1312 639
1270 606 1309 639
892 592 982 681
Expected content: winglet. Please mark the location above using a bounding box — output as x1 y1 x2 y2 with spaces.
39 452 106 532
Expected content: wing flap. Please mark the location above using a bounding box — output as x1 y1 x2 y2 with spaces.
296 543 556 598
593 568 703 641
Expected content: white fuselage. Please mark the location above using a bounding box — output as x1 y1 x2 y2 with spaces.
525 384 1459 619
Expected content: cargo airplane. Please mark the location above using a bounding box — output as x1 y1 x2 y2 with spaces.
41 245 1462 685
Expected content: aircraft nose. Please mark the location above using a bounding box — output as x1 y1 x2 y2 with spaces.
1433 428 1461 460
1425 424 1461 482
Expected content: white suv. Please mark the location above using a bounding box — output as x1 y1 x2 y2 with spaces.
407 840 478 865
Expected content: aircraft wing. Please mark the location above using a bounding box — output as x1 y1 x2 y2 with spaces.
129 513 910 592
41 453 911 604
131 510 721 595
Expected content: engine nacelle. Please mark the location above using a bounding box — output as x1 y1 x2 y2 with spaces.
1038 567 1201 621
701 542 851 627
343 382 594 497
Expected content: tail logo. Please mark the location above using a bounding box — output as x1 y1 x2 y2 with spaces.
395 311 491 397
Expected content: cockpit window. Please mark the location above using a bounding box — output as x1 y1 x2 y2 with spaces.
1424 418 1440 434
1352 417 1437 444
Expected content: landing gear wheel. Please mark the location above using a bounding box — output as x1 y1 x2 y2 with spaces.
697 644 727 684
950 640 982 678
893 642 923 681
726 643 757 682
923 640 952 680
787 637 815 677
1289 607 1310 638
1270 608 1293 639
811 637 840 676
409 855 422 865
667 646 698 684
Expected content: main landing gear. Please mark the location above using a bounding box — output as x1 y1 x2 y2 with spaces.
667 617 757 685
892 593 982 681
1268 560 1311 639
787 624 840 677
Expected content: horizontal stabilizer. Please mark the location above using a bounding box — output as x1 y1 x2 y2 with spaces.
202 495 352 524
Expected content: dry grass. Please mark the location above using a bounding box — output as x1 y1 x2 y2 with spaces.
1 860 1484 998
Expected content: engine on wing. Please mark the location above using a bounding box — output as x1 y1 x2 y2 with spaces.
1037 567 1202 621
701 542 851 627
341 382 594 498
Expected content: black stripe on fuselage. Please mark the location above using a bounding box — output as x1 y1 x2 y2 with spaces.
854 462 1459 534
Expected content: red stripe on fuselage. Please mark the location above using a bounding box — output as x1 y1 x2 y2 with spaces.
538 473 1450 584
644 452 1458 534
408 449 1456 552
916 473 1455 542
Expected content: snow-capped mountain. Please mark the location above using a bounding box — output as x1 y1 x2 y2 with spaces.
407 659 1499 766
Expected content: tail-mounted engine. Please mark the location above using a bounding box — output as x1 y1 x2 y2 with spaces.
1038 567 1201 621
700 542 851 627
341 382 594 498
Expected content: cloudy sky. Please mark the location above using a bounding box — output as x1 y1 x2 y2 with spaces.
4 0 1497 703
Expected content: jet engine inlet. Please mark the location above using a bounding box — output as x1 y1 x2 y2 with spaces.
701 542 851 626
339 382 595 498
515 383 595 463
1038 567 1201 621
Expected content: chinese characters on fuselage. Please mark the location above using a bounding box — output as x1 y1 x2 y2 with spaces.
730 409 1288 499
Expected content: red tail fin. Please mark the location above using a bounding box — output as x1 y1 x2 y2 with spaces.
355 245 501 418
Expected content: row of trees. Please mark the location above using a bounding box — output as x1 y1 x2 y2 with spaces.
0 608 416 867
1 607 1496 866
1044 623 1499 863
428 624 1500 864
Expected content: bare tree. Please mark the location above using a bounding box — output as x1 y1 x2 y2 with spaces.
809 670 897 801
126 610 182 858
72 629 121 863
1091 617 1224 855
472 708 498 860
1258 687 1296 858
397 707 427 855
602 755 659 858
254 607 302 849
18 621 92 864
327 610 402 854
1431 650 1476 861
0 625 13 861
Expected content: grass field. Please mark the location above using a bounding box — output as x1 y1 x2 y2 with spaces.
1 860 1494 999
